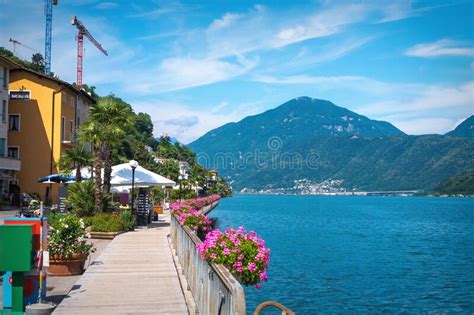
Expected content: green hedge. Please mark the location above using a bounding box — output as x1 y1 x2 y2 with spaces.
85 210 135 232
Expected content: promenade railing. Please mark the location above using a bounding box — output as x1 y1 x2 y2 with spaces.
170 202 246 315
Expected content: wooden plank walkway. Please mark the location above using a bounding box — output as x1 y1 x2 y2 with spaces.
53 211 188 315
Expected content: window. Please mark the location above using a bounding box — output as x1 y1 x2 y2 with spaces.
0 138 5 157
9 114 20 131
70 120 73 141
8 147 19 159
10 90 30 100
1 100 6 122
2 67 7 88
61 116 65 141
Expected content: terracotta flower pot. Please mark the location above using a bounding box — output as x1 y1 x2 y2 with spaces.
47 253 88 276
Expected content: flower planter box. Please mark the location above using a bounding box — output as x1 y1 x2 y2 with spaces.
89 231 124 239
47 253 88 276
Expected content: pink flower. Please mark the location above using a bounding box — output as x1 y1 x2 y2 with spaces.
248 262 257 272
256 283 261 289
196 224 270 289
232 261 242 270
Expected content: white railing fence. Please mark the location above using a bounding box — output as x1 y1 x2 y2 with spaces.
170 202 246 315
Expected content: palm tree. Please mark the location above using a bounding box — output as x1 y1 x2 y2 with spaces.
79 96 133 212
79 120 105 213
57 146 93 182
88 96 133 194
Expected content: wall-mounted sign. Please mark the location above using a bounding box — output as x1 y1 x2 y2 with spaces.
10 90 31 100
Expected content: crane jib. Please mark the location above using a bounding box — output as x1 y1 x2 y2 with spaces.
71 15 108 85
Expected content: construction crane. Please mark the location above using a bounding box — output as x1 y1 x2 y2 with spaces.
71 16 108 87
44 0 58 75
9 38 39 56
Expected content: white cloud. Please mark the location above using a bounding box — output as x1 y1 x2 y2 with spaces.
405 39 474 58
377 0 414 23
211 101 230 114
132 99 266 143
205 3 374 59
391 117 456 135
356 81 474 134
129 2 185 18
252 74 421 98
209 13 241 30
163 115 199 127
95 2 118 9
357 82 474 116
274 4 371 47
254 74 365 85
126 56 258 94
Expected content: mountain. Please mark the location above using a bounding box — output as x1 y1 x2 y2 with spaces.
191 97 404 159
446 116 474 137
433 171 474 195
189 97 474 192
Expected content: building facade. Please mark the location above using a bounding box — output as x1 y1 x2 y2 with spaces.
8 67 94 204
0 56 21 204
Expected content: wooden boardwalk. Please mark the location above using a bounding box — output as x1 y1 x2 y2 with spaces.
53 211 188 315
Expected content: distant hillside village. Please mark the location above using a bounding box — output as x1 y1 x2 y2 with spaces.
0 49 231 207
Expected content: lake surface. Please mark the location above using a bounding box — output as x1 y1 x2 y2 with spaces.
210 195 474 314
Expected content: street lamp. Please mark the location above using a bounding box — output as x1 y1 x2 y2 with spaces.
178 173 188 201
129 160 138 224
178 174 183 201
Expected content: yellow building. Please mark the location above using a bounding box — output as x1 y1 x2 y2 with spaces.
8 66 95 204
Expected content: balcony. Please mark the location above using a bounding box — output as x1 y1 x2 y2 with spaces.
0 156 21 171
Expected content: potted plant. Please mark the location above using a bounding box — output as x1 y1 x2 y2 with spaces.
197 226 270 289
47 214 95 276
178 210 213 238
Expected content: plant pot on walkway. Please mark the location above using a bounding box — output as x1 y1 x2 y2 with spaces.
47 253 88 276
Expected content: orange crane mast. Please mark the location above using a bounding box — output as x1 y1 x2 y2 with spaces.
71 16 108 87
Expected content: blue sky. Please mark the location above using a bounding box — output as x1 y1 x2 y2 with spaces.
1 0 473 143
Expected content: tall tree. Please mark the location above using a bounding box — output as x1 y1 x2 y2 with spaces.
79 120 104 212
57 146 93 181
88 96 133 194
31 53 45 72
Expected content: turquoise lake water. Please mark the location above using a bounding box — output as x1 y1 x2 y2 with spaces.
211 194 474 314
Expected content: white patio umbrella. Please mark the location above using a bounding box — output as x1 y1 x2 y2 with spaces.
110 163 175 187
110 184 153 193
70 167 96 179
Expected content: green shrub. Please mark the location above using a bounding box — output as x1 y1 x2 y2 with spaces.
90 213 123 232
82 216 93 228
120 210 135 231
46 212 66 228
65 181 95 217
